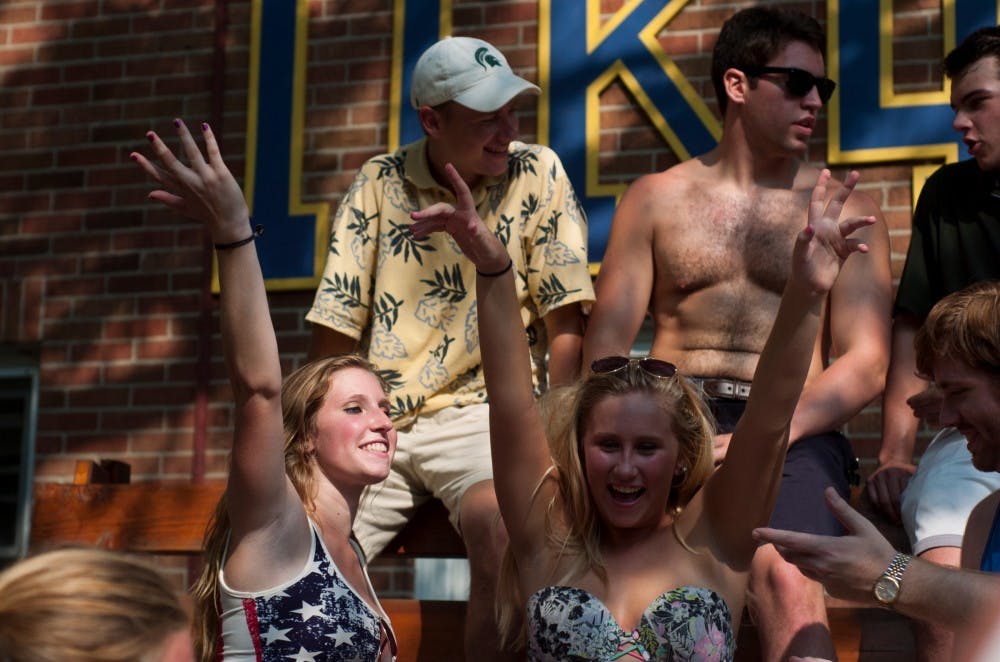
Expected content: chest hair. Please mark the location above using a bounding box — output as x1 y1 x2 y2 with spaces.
657 186 809 296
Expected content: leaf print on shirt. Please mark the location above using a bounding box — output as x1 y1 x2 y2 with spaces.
373 153 406 180
347 206 379 268
418 335 454 390
545 240 582 267
376 368 406 395
415 296 458 331
449 365 485 401
535 209 581 266
566 184 587 229
317 273 367 315
372 293 404 332
346 207 378 241
537 274 582 309
388 218 436 265
535 209 558 247
508 149 539 179
327 169 370 258
494 213 515 247
420 264 467 304
415 265 465 331
326 228 341 257
463 304 478 354
381 167 414 214
389 393 424 420
520 193 540 224
370 327 407 360
486 179 507 214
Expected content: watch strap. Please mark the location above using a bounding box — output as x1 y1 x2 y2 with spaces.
883 552 912 583
874 552 913 606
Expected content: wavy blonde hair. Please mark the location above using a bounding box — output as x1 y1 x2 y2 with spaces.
191 354 387 661
0 547 189 662
497 368 716 648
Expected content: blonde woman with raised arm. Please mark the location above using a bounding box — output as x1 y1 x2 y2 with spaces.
411 162 872 660
132 120 397 662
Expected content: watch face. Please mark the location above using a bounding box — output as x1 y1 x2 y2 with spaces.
874 576 900 604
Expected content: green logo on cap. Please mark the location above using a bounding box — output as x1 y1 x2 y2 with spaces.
475 47 502 70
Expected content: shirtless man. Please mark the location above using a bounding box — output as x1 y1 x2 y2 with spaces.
583 7 891 660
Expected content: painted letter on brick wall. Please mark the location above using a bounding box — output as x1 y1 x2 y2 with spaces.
251 0 1000 287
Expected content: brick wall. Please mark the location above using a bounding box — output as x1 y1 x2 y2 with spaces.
1 0 950 592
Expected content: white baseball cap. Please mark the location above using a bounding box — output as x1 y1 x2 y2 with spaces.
410 36 540 112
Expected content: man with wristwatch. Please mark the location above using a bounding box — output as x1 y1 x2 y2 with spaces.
872 552 912 606
865 24 1000 661
753 281 1000 660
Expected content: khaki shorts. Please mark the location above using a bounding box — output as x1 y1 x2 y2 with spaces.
901 427 1000 554
353 402 493 558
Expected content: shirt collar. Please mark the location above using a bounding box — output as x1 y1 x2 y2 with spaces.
403 137 505 206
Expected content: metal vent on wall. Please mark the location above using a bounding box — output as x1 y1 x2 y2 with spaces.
0 350 39 563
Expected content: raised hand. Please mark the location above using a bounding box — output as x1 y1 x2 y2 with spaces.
409 163 510 274
792 169 875 294
130 119 249 243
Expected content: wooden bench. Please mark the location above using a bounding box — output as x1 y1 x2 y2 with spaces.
29 460 915 661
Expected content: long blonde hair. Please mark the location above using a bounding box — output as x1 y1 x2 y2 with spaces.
191 354 387 661
0 547 189 662
497 368 716 648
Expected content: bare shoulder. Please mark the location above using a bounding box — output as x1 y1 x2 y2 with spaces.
963 490 1000 569
631 157 707 192
616 159 709 222
969 491 1000 539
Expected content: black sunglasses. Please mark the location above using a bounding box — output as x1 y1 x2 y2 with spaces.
741 66 837 104
590 355 678 380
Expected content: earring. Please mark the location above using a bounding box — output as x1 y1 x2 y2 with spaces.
672 464 688 487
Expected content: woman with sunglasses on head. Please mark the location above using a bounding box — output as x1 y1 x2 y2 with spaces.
132 120 397 662
411 162 873 660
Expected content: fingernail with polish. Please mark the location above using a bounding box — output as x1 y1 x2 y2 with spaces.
173 118 181 128
202 122 209 132
146 132 155 142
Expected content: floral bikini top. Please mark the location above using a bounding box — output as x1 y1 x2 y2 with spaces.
526 584 735 661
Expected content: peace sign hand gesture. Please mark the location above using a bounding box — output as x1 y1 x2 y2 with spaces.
409 163 511 275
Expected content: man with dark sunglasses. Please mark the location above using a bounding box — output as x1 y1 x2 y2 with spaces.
739 66 837 104
584 6 892 661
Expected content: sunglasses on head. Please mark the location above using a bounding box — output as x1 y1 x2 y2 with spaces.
741 66 837 104
590 356 678 380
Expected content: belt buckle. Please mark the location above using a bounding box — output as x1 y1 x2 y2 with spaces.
695 377 751 400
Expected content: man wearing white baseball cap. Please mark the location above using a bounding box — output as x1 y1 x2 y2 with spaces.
307 35 593 659
410 36 541 112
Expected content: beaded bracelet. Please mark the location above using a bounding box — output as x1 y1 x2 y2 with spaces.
476 258 513 278
214 224 263 250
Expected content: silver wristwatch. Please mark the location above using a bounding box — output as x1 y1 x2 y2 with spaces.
873 552 912 606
